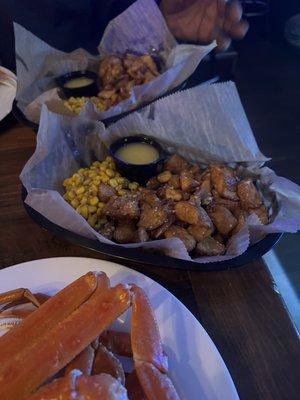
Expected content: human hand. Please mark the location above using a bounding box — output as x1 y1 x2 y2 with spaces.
160 0 249 51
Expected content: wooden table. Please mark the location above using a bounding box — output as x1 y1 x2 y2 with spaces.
1 124 299 400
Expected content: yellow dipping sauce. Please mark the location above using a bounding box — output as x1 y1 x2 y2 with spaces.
64 77 94 89
115 142 159 165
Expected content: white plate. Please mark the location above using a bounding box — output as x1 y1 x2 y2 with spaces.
0 257 239 400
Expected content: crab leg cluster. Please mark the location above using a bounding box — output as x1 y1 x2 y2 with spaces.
0 271 181 400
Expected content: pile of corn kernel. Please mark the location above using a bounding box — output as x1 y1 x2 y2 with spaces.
63 156 139 229
64 96 106 115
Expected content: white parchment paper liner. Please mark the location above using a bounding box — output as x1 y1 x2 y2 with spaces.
14 0 215 125
20 82 300 263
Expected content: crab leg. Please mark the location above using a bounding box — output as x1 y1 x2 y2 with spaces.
0 283 130 399
24 369 80 400
64 344 95 376
125 370 147 400
131 285 168 373
25 371 128 400
92 342 125 385
135 361 180 400
0 288 41 310
130 285 181 400
0 271 100 369
100 330 132 357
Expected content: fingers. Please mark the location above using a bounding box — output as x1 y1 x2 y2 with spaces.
223 0 249 41
199 0 219 44
224 0 243 33
230 19 249 40
216 34 232 52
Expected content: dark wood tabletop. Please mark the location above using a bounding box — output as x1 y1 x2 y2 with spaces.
1 123 300 400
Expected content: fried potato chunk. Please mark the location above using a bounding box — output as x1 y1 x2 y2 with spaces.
168 174 181 189
164 225 196 252
249 205 269 224
207 205 237 236
138 203 169 230
157 171 172 183
99 56 125 86
187 224 213 241
146 177 160 190
237 179 263 210
195 237 225 256
164 154 189 174
165 188 182 201
174 201 200 225
98 221 115 240
180 170 199 192
104 195 140 220
231 207 247 235
113 219 137 243
175 202 213 229
210 165 238 200
98 183 116 203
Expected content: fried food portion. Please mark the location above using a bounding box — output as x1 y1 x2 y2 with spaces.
237 179 263 210
164 154 189 174
96 53 159 112
113 220 137 244
174 201 200 225
180 170 199 192
66 153 270 257
99 56 125 86
98 183 117 203
104 195 140 220
188 224 213 241
210 165 238 200
164 225 196 252
207 204 237 236
195 237 225 256
139 203 169 231
98 221 115 240
249 205 269 224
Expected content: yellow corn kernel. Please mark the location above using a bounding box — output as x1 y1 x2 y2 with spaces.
88 205 97 214
116 177 124 185
87 214 97 228
117 189 127 196
129 182 138 191
80 196 88 205
63 178 70 187
100 164 106 172
98 202 105 210
89 196 99 206
106 169 115 178
105 156 113 162
109 178 118 188
77 205 88 219
100 174 109 183
68 190 76 200
76 186 85 195
71 198 79 208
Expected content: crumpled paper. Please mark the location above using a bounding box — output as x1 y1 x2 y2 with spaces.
20 81 300 263
0 67 17 121
14 0 215 124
